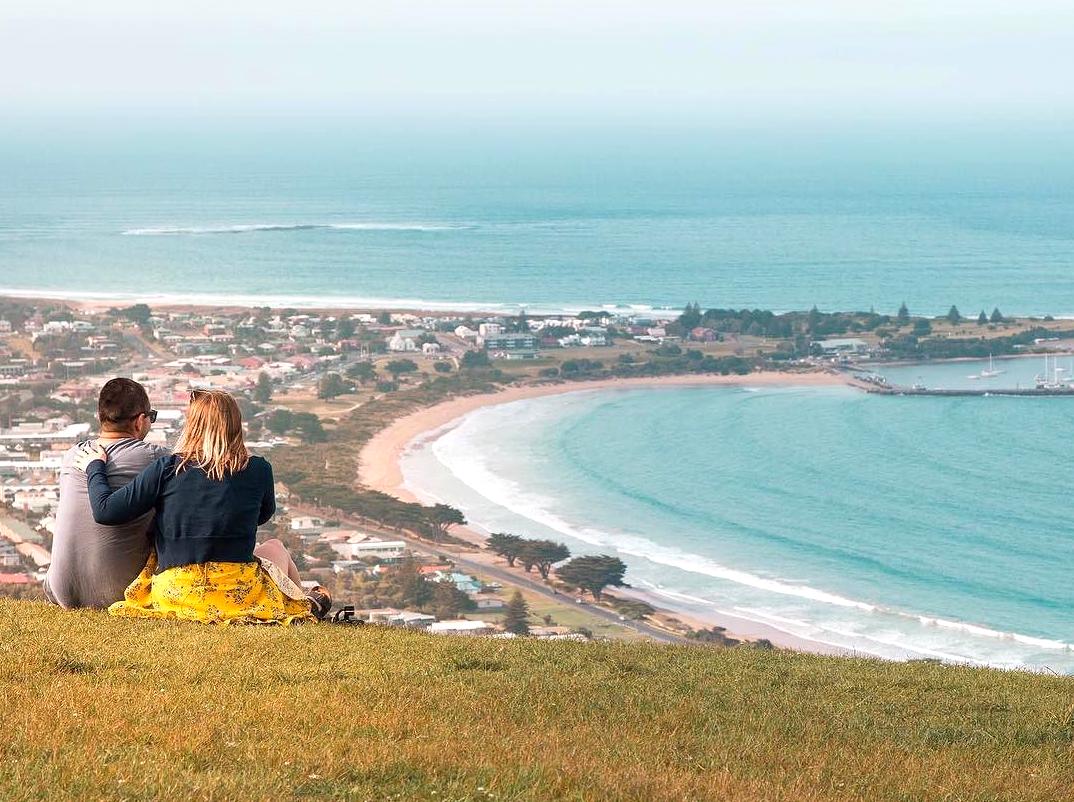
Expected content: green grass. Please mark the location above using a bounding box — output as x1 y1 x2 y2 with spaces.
3 599 1074 801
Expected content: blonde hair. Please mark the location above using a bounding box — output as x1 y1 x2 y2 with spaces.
174 389 250 481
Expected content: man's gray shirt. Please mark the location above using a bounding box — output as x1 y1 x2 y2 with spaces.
44 438 169 609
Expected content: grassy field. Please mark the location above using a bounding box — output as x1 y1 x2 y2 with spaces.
3 600 1074 801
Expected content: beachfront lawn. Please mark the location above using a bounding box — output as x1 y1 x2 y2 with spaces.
3 598 1073 802
473 586 652 641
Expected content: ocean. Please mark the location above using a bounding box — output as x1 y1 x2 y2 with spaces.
401 363 1074 671
2 123 1074 316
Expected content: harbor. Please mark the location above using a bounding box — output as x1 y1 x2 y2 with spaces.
849 353 1074 397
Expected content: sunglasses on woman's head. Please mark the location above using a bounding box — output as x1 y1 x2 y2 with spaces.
189 389 208 401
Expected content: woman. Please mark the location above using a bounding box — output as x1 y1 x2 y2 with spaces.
75 388 330 625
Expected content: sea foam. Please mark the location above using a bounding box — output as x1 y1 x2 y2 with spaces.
404 391 1074 671
121 222 472 235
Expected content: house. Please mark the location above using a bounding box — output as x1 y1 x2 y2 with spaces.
417 564 454 576
358 608 402 624
388 330 423 352
431 571 483 594
0 516 45 545
421 342 441 355
814 338 868 355
454 325 478 340
477 322 503 338
429 619 495 636
473 595 506 610
290 515 325 534
330 538 406 563
689 327 718 342
529 626 589 641
387 611 436 629
483 334 538 360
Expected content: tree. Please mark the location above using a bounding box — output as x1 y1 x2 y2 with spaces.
433 361 453 373
509 310 529 333
461 350 491 369
912 319 932 336
503 590 530 635
346 362 376 384
896 302 910 324
253 372 273 404
990 307 1004 324
265 408 294 434
532 541 571 580
946 306 961 325
557 555 627 602
386 359 418 376
679 302 702 331
337 317 356 339
517 539 570 579
428 504 466 541
377 311 392 325
433 579 464 620
487 532 525 567
317 372 350 399
292 412 327 444
118 303 152 325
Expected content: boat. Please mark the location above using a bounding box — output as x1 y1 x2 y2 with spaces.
979 353 1003 378
1035 354 1065 389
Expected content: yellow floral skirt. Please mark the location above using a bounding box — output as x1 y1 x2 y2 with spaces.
108 551 313 625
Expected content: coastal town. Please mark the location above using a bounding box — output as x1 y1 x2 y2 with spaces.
4 295 1074 642
0 296 733 641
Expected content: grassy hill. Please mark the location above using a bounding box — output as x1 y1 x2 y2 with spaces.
2 600 1073 801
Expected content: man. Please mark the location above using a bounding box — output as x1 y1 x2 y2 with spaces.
44 377 169 609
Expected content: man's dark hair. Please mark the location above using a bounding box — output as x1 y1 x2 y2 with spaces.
98 378 150 428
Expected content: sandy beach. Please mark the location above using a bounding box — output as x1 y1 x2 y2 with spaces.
358 370 858 655
359 370 849 501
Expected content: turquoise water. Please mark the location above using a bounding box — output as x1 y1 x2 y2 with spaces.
402 377 1074 670
2 125 1074 315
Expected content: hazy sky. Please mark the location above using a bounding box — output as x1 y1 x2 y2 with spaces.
2 1 1072 123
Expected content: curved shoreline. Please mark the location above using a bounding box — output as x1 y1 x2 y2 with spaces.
359 370 850 503
357 370 856 655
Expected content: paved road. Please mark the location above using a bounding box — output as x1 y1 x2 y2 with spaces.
330 511 686 645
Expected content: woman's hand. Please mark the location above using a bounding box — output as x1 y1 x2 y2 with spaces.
72 441 108 472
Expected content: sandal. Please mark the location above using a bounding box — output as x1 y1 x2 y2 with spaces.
305 586 332 620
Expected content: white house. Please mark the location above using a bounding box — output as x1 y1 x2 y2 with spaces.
388 330 423 352
330 539 406 563
814 338 868 355
387 611 436 629
429 620 495 636
290 515 325 533
454 325 478 340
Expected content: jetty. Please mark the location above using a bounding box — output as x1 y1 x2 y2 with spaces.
865 385 1074 397
843 367 1074 397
